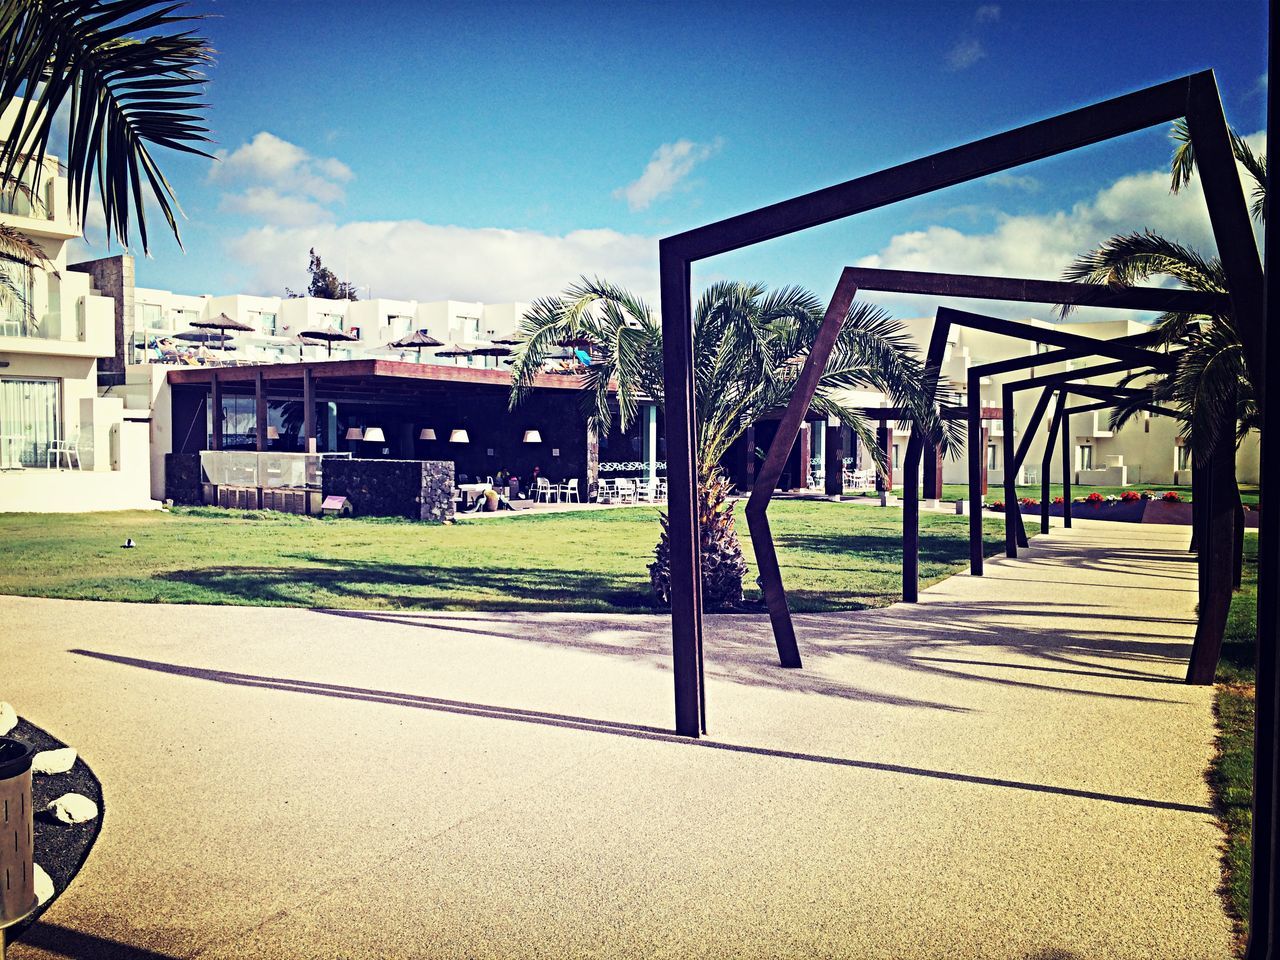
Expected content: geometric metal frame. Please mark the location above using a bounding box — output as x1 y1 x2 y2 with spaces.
658 67 1271 955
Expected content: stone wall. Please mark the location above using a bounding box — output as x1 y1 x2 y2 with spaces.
322 459 455 522
164 452 203 505
68 253 133 382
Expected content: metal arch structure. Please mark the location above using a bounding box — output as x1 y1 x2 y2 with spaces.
747 285 1197 671
657 68 1272 955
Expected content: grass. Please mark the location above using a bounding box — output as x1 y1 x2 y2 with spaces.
0 501 1010 614
1210 533 1259 951
848 483 1260 505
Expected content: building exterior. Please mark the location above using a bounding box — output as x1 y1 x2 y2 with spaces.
895 314 1259 489
0 108 154 512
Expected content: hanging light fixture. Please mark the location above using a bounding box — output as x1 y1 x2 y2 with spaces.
266 426 280 440
363 426 386 444
344 426 364 441
419 428 437 440
523 429 542 443
449 429 469 443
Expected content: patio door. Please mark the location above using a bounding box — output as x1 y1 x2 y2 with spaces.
0 377 59 467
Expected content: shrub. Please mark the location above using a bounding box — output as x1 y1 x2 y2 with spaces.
1140 490 1155 500
1162 491 1183 503
1120 490 1141 503
1085 491 1105 505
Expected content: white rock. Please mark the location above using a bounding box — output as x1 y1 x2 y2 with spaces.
48 792 98 824
31 747 76 775
0 701 16 736
32 862 54 905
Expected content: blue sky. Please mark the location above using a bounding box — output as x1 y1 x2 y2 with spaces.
85 0 1268 321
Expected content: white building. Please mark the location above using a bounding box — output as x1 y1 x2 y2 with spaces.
122 283 529 369
0 107 155 512
866 314 1260 489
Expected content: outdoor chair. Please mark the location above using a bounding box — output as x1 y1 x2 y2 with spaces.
595 478 616 503
562 478 580 503
616 478 637 503
534 476 555 503
46 431 81 470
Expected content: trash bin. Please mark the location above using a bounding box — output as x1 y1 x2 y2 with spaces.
0 737 36 939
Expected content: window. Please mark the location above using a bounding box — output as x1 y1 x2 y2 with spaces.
1176 444 1192 471
892 443 901 469
0 257 32 332
320 312 344 331
986 444 998 470
1077 444 1094 471
140 303 165 330
252 311 277 336
0 377 59 467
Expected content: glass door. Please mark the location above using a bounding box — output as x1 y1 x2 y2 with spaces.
0 377 59 467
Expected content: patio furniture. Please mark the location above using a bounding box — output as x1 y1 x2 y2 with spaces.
456 481 492 511
595 478 617 503
46 431 81 470
0 317 21 337
561 478 581 503
534 477 555 503
616 478 637 503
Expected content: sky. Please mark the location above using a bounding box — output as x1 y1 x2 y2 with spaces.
77 0 1270 325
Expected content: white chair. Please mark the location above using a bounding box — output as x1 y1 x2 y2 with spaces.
616 478 637 503
534 476 555 502
595 478 616 503
654 479 668 502
562 478 580 503
47 431 81 470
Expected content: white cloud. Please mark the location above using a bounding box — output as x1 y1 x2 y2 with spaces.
987 172 1039 192
220 187 334 228
208 132 353 222
856 132 1265 323
947 38 986 70
975 4 1000 22
225 220 659 303
614 138 721 211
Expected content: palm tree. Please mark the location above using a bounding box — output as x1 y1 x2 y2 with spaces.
0 0 214 254
509 276 928 608
1059 123 1264 464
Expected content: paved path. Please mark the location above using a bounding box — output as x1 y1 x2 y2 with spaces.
1 520 1232 959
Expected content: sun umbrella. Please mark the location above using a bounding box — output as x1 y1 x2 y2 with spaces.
175 330 234 350
489 335 522 346
434 343 474 365
297 324 359 357
286 333 322 360
190 312 255 334
469 343 513 357
386 329 445 361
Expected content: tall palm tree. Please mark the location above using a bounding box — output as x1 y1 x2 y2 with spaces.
1059 123 1264 462
0 0 214 254
509 276 928 607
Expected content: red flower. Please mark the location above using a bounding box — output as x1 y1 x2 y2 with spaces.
1120 490 1141 502
990 500 1005 511
1161 491 1183 503
1052 496 1064 505
1086 492 1105 505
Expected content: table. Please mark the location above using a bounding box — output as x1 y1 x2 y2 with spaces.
457 482 492 511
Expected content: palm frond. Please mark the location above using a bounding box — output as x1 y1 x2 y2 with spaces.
0 0 215 253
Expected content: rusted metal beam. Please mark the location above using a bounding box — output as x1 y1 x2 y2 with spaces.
842 267 1231 316
745 271 860 669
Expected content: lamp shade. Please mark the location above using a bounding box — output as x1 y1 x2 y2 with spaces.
344 427 364 441
265 426 280 440
449 429 469 443
523 429 542 444
363 426 386 443
419 428 437 440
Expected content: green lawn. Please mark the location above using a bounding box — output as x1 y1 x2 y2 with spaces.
846 483 1260 505
0 502 1009 614
1210 533 1259 951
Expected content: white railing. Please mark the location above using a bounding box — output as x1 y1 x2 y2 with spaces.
200 450 351 490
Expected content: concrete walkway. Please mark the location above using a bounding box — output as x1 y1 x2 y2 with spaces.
1 520 1232 959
